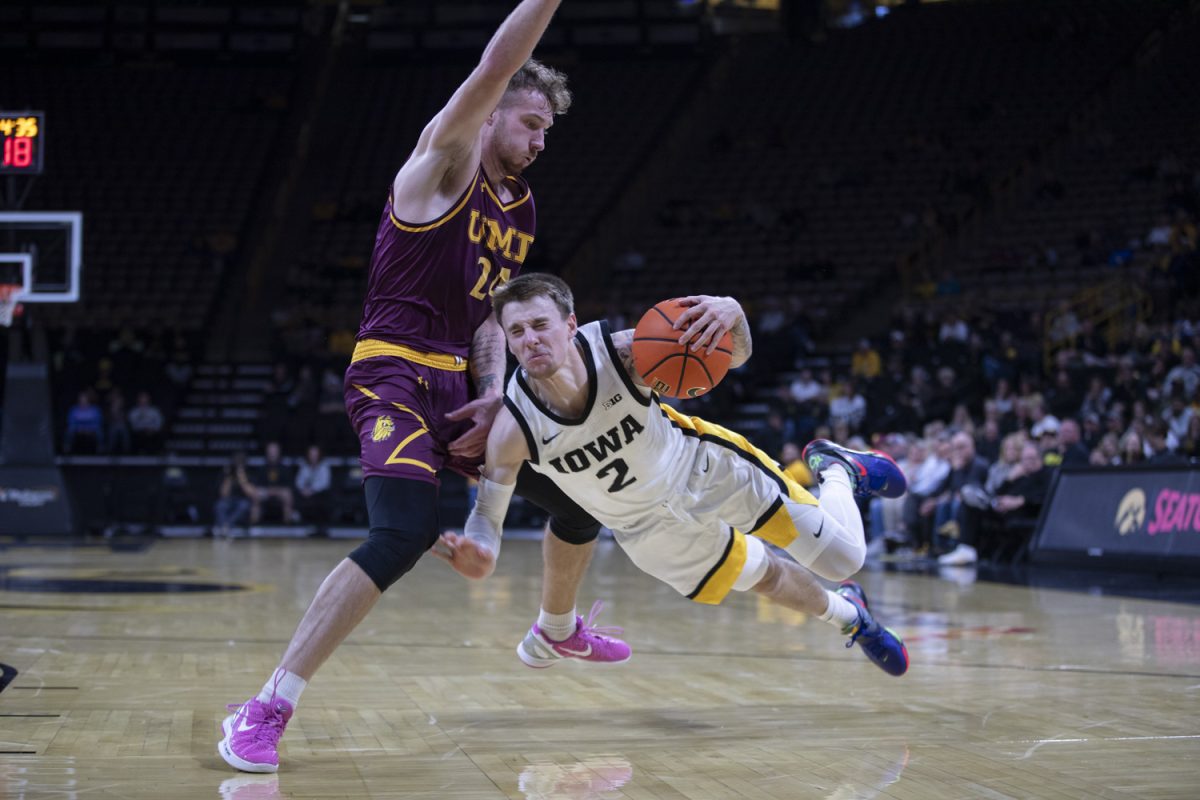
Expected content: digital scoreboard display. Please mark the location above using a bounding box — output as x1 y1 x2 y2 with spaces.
0 112 44 175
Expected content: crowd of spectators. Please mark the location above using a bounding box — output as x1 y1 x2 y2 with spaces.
55 326 191 455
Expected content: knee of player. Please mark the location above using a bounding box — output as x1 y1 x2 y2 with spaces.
749 553 785 596
348 527 429 592
825 541 866 581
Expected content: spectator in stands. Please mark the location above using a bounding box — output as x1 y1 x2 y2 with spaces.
1163 393 1193 442
64 391 103 454
990 377 1016 421
1080 412 1104 451
245 441 295 524
1117 430 1145 465
1055 418 1090 466
850 338 881 381
1179 414 1200 460
1089 432 1120 467
129 391 164 454
758 410 787 463
106 390 131 454
1164 347 1199 400
1080 376 1111 421
932 431 991 566
1045 370 1081 420
788 368 824 405
294 444 332 523
975 417 1002 462
1034 416 1062 468
778 441 813 488
164 334 194 413
828 378 867 433
1145 420 1186 465
985 432 1027 496
979 442 1050 561
901 437 950 553
214 452 253 538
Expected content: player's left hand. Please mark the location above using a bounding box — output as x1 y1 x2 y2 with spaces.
445 395 504 458
672 295 742 355
431 531 497 579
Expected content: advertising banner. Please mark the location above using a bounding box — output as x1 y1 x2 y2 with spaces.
1031 467 1200 568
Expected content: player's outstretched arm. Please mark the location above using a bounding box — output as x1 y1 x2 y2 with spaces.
393 0 562 218
433 408 531 579
673 295 753 367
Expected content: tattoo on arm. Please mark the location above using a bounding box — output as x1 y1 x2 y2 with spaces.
730 316 753 368
613 329 648 387
470 317 506 397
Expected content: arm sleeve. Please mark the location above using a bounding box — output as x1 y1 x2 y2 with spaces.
463 477 516 558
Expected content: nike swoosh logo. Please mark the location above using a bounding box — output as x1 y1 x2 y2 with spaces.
813 520 824 539
542 432 561 444
235 715 257 734
701 456 710 473
556 643 592 657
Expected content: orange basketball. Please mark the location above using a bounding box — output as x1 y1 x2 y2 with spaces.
631 299 733 398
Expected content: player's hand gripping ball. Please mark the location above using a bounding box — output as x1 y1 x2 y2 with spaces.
631 299 733 398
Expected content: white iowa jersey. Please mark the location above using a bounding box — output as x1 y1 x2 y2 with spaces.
504 320 701 531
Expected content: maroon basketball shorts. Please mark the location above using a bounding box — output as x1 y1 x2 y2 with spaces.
343 342 481 484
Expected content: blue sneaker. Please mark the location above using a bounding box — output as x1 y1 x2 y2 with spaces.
803 439 907 498
837 580 908 676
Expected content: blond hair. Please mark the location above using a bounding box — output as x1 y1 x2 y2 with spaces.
492 272 574 324
503 59 572 115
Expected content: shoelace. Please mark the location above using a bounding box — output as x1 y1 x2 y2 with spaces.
226 670 288 745
578 600 624 640
225 700 288 745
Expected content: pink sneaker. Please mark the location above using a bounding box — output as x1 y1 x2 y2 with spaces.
516 600 632 668
218 696 293 773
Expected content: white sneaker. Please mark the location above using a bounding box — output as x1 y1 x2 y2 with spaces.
937 543 978 566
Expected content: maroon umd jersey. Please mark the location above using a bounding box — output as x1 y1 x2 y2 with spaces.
357 167 537 359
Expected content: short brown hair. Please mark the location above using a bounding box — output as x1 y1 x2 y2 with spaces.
493 272 574 324
503 58 572 115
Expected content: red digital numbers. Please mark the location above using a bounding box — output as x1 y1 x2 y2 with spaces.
3 137 32 168
0 112 43 174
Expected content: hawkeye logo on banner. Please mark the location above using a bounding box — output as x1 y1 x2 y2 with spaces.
1115 489 1146 535
1115 486 1200 536
1035 468 1200 563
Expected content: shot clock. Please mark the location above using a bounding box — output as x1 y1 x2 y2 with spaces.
1 111 44 175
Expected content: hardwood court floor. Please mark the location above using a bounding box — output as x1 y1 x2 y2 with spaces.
2 537 1198 800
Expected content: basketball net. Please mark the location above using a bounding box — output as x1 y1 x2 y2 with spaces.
0 284 22 327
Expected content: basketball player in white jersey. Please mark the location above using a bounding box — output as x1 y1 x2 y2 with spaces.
435 273 910 676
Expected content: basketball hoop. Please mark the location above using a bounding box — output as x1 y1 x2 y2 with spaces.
0 284 23 327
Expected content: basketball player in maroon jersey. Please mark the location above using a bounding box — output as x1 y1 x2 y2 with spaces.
219 0 627 774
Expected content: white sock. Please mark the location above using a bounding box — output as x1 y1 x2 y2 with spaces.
819 589 861 632
538 607 578 642
259 667 307 708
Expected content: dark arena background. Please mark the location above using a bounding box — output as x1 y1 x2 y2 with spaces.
1 1 1199 798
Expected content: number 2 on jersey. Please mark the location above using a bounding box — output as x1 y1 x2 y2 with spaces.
597 458 637 492
469 256 511 300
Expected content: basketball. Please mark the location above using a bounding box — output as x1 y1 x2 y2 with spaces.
631 299 733 398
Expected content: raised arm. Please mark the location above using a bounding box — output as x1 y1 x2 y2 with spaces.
392 0 562 220
433 406 532 579
672 295 753 368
